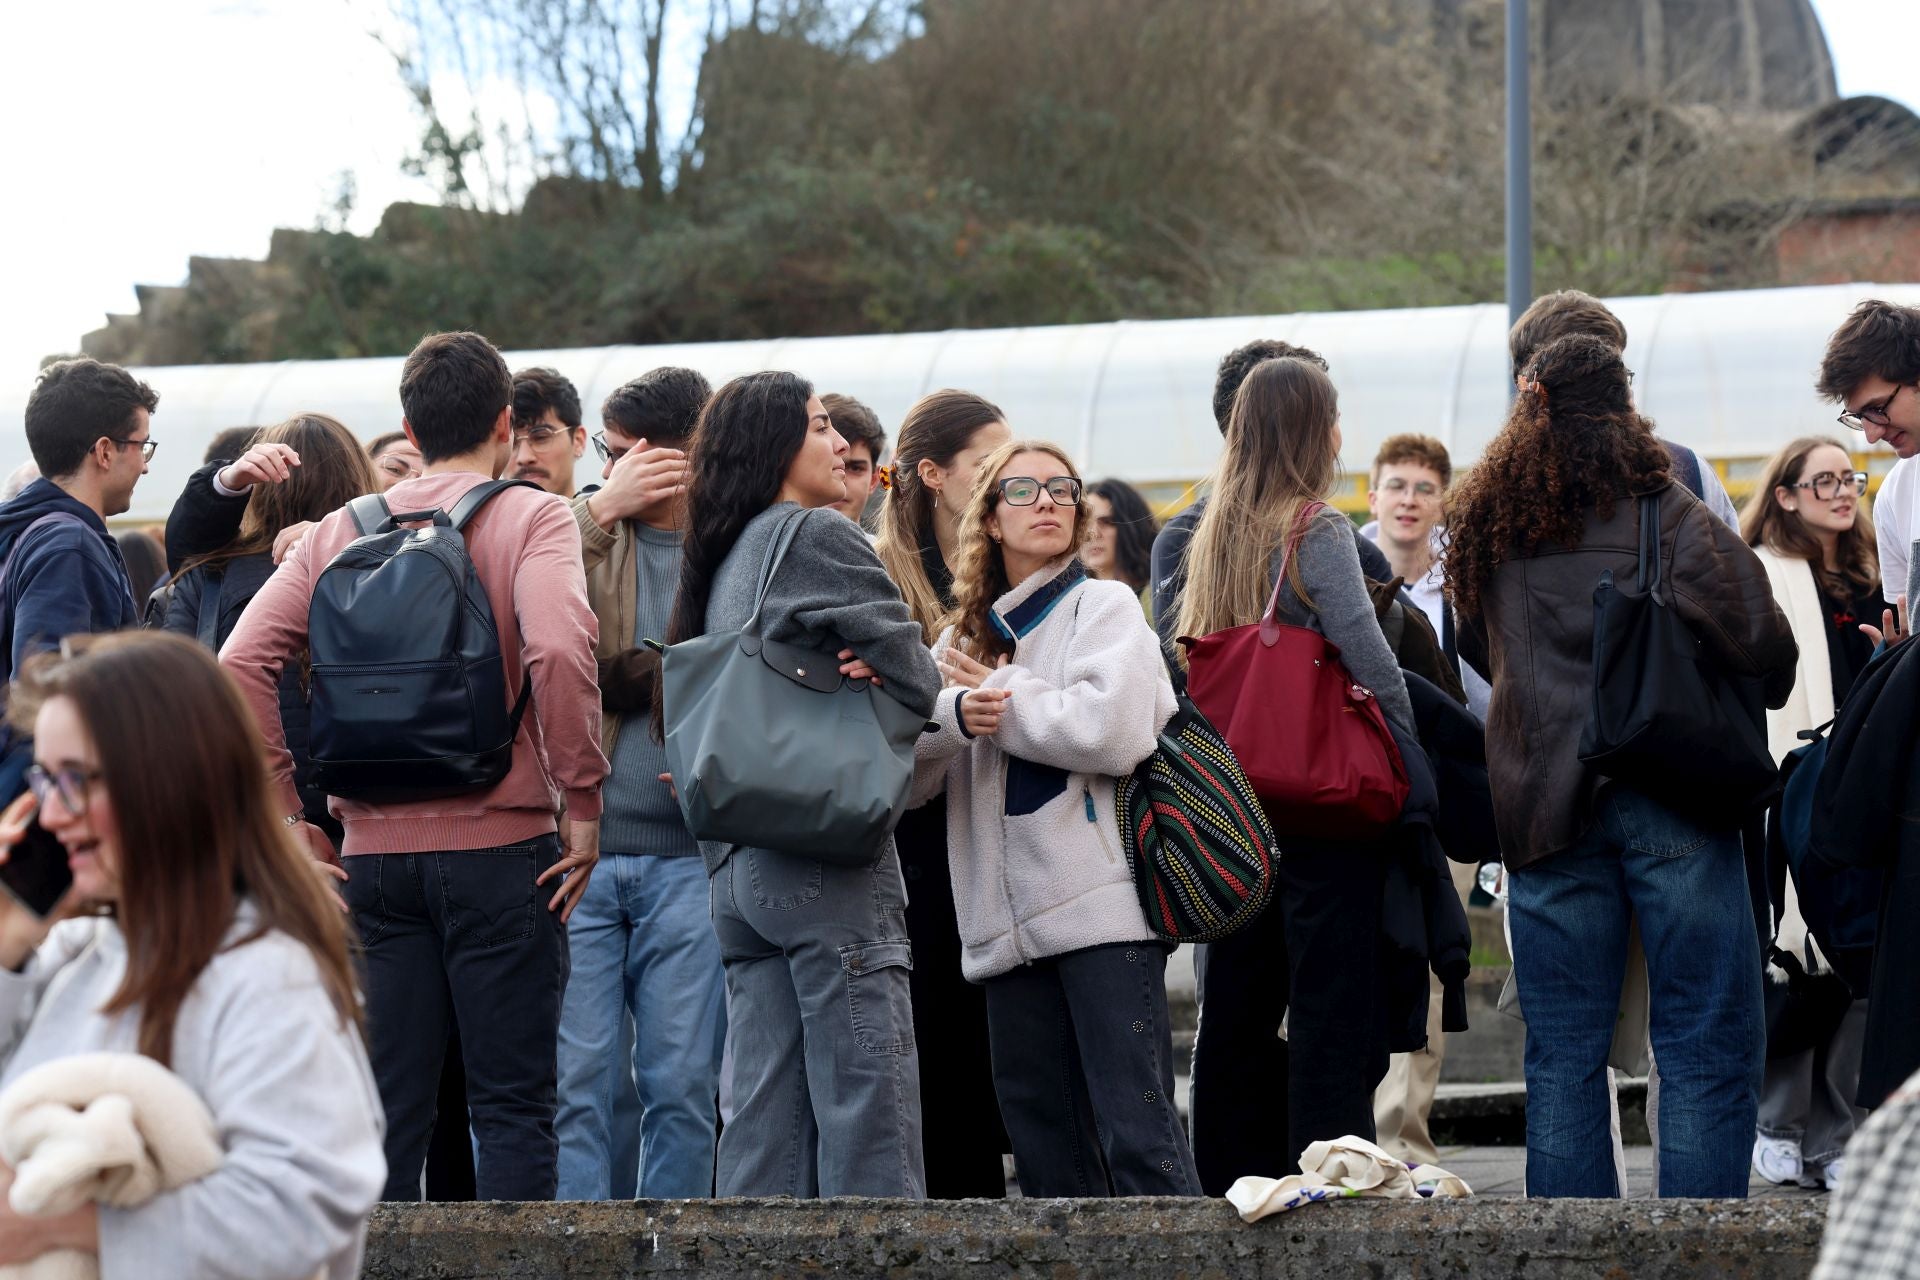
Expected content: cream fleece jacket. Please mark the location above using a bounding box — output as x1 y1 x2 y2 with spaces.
913 559 1175 982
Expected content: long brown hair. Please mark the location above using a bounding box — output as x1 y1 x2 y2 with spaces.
8 633 360 1067
1444 334 1671 620
1740 435 1878 598
947 440 1092 662
181 413 376 579
875 390 1007 644
1174 357 1342 650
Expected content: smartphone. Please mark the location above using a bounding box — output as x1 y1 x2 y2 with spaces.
0 812 73 918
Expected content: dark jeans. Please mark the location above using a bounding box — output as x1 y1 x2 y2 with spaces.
984 942 1201 1197
1190 840 1390 1196
897 801 1008 1199
346 836 569 1202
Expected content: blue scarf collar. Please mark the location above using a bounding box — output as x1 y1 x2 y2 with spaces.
989 559 1088 647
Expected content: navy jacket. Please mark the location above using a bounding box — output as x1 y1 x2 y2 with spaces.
0 479 137 682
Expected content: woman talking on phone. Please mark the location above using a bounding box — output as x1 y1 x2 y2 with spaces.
0 632 383 1279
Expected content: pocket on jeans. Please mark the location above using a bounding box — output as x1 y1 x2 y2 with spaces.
747 850 822 911
841 939 916 1055
343 856 387 944
1608 791 1712 859
440 847 541 946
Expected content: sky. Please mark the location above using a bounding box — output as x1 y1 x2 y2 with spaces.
1 0 1914 388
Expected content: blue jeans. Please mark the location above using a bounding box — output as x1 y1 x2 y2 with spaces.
555 854 727 1199
1508 787 1763 1198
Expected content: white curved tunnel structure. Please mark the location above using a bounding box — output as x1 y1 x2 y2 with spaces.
4 282 1915 524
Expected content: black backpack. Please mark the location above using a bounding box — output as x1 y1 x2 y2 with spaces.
306 479 535 803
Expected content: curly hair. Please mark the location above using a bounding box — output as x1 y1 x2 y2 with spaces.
1211 339 1329 432
946 440 1092 663
1444 334 1670 620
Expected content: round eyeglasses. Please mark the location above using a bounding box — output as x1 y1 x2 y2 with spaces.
997 476 1083 507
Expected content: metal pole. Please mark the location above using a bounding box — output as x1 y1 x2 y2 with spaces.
1505 0 1532 381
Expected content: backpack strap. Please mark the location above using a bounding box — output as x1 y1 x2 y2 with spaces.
448 479 540 531
743 507 813 637
347 495 394 536
196 572 224 653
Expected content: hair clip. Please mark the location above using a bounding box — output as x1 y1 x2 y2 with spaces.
1526 379 1549 401
876 465 894 490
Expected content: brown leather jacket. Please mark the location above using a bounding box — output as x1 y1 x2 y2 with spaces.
1460 483 1797 869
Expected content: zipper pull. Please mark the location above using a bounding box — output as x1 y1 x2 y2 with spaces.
1084 788 1097 822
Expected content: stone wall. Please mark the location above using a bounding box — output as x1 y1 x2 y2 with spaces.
364 1197 1828 1279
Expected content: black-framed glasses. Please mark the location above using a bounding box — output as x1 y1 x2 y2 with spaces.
590 432 611 462
25 764 101 818
997 476 1083 507
1839 385 1913 432
108 437 157 463
1789 470 1869 500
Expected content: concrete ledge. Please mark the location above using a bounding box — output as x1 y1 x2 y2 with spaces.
364 1196 1829 1279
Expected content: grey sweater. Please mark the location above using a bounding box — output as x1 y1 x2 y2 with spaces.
697 503 942 873
1271 506 1416 737
0 907 384 1280
602 523 696 857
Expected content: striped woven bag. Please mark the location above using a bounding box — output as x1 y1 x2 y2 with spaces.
1115 695 1277 943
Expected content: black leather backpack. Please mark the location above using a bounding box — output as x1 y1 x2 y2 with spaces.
306 479 534 802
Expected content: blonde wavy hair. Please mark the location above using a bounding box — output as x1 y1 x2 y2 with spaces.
1174 357 1341 654
946 439 1092 662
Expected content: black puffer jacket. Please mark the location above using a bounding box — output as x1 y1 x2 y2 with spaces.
162 554 339 848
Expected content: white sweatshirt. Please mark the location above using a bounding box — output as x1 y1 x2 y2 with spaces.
0 905 385 1280
914 558 1176 981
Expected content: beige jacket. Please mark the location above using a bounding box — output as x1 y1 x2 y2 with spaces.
572 493 636 759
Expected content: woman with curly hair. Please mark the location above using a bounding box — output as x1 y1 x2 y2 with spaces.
1740 437 1878 1191
1444 333 1797 1199
910 439 1199 1197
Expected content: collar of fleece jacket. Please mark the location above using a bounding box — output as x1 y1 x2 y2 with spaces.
988 556 1088 649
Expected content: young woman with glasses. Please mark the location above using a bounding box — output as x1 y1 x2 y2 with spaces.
366 431 424 493
667 370 941 1198
1740 436 1881 1191
0 632 381 1277
912 439 1199 1197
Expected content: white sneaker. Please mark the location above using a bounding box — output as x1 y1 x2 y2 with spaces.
1823 1158 1845 1192
1753 1134 1803 1185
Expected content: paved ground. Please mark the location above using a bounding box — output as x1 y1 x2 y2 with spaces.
1434 1145 1829 1199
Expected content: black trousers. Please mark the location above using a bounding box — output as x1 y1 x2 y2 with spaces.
897 800 1009 1198
985 942 1201 1197
1189 840 1391 1196
346 837 569 1202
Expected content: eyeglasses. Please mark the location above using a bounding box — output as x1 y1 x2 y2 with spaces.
1789 470 1869 500
997 476 1083 507
1379 478 1441 499
1839 385 1913 432
108 437 157 463
511 425 573 448
25 764 102 818
375 455 422 481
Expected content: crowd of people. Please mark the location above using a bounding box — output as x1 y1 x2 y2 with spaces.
0 288 1914 1274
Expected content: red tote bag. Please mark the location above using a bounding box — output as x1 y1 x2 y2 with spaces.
1178 502 1410 841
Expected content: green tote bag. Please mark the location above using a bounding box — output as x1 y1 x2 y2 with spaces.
658 507 927 866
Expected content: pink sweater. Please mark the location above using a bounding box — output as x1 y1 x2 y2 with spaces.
221 473 608 856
